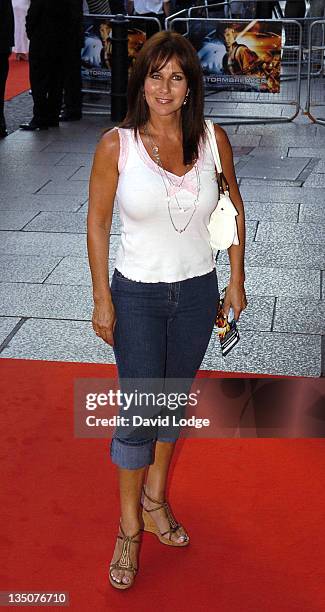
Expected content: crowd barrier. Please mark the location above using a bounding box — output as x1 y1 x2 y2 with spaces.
305 19 325 125
167 17 303 124
81 13 161 115
81 9 324 125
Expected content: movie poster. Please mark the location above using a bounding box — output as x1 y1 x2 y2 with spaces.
192 19 282 93
81 16 146 90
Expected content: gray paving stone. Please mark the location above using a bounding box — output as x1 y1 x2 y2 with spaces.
70 166 91 181
240 185 325 203
314 160 325 173
54 133 101 145
0 231 120 257
299 199 325 223
0 177 51 196
244 200 298 221
5 130 55 142
22 211 121 234
240 185 301 202
274 299 325 334
0 134 54 152
0 210 39 230
201 331 321 377
1 151 66 165
37 180 89 197
260 136 325 147
224 104 283 117
236 157 309 180
228 135 262 147
4 90 33 134
288 148 325 158
56 153 94 166
0 165 77 184
24 212 87 234
217 243 325 269
303 173 325 187
0 231 85 256
217 265 321 298
0 317 21 345
0 283 93 319
248 147 289 157
255 221 325 245
240 179 303 187
0 319 115 363
43 141 97 154
0 195 86 212
0 255 62 283
237 124 318 136
44 256 116 285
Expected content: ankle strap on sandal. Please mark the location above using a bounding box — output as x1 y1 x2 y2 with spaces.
118 520 141 543
142 488 179 532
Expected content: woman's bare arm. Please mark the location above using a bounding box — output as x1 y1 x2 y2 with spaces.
87 128 119 344
214 124 247 319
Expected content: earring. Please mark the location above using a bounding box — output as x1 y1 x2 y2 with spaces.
183 92 189 105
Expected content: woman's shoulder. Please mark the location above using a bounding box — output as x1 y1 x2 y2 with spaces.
94 127 121 163
98 126 120 149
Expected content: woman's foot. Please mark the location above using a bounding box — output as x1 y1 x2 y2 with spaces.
109 520 142 589
141 485 189 546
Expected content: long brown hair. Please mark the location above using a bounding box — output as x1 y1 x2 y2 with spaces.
120 31 206 165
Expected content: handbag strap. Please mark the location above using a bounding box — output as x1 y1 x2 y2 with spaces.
205 119 229 195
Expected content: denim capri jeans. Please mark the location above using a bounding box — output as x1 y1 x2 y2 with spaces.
109 267 219 470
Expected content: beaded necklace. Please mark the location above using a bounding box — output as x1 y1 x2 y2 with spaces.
143 125 201 234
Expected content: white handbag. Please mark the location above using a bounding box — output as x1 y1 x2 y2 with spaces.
205 119 240 251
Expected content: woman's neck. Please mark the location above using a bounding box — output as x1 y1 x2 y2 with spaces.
146 112 182 141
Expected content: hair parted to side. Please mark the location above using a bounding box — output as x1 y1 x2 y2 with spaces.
120 31 206 166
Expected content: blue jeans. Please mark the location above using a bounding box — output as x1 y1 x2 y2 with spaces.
109 268 219 469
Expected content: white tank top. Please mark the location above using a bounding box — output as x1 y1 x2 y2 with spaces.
113 126 219 283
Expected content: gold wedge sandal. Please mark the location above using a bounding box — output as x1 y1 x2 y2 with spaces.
109 521 141 590
141 487 190 547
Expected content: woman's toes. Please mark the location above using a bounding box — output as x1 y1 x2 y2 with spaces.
174 529 188 543
122 573 131 585
111 569 121 583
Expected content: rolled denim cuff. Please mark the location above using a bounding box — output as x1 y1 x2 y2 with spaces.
110 436 155 470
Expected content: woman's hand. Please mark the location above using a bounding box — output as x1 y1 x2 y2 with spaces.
223 280 247 322
92 297 116 346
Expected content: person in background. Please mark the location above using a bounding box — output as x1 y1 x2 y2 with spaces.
309 0 325 19
12 0 30 61
86 0 126 14
255 0 275 18
127 0 171 38
59 0 84 122
20 0 80 130
0 0 14 138
283 0 306 60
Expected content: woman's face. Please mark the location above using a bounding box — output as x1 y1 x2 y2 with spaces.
143 56 189 118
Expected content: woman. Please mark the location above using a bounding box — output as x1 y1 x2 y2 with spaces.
87 31 247 590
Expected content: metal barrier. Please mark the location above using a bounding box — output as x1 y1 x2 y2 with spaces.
305 19 325 125
81 13 161 115
167 17 303 124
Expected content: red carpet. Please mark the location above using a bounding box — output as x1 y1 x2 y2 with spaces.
1 358 325 612
5 55 30 100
